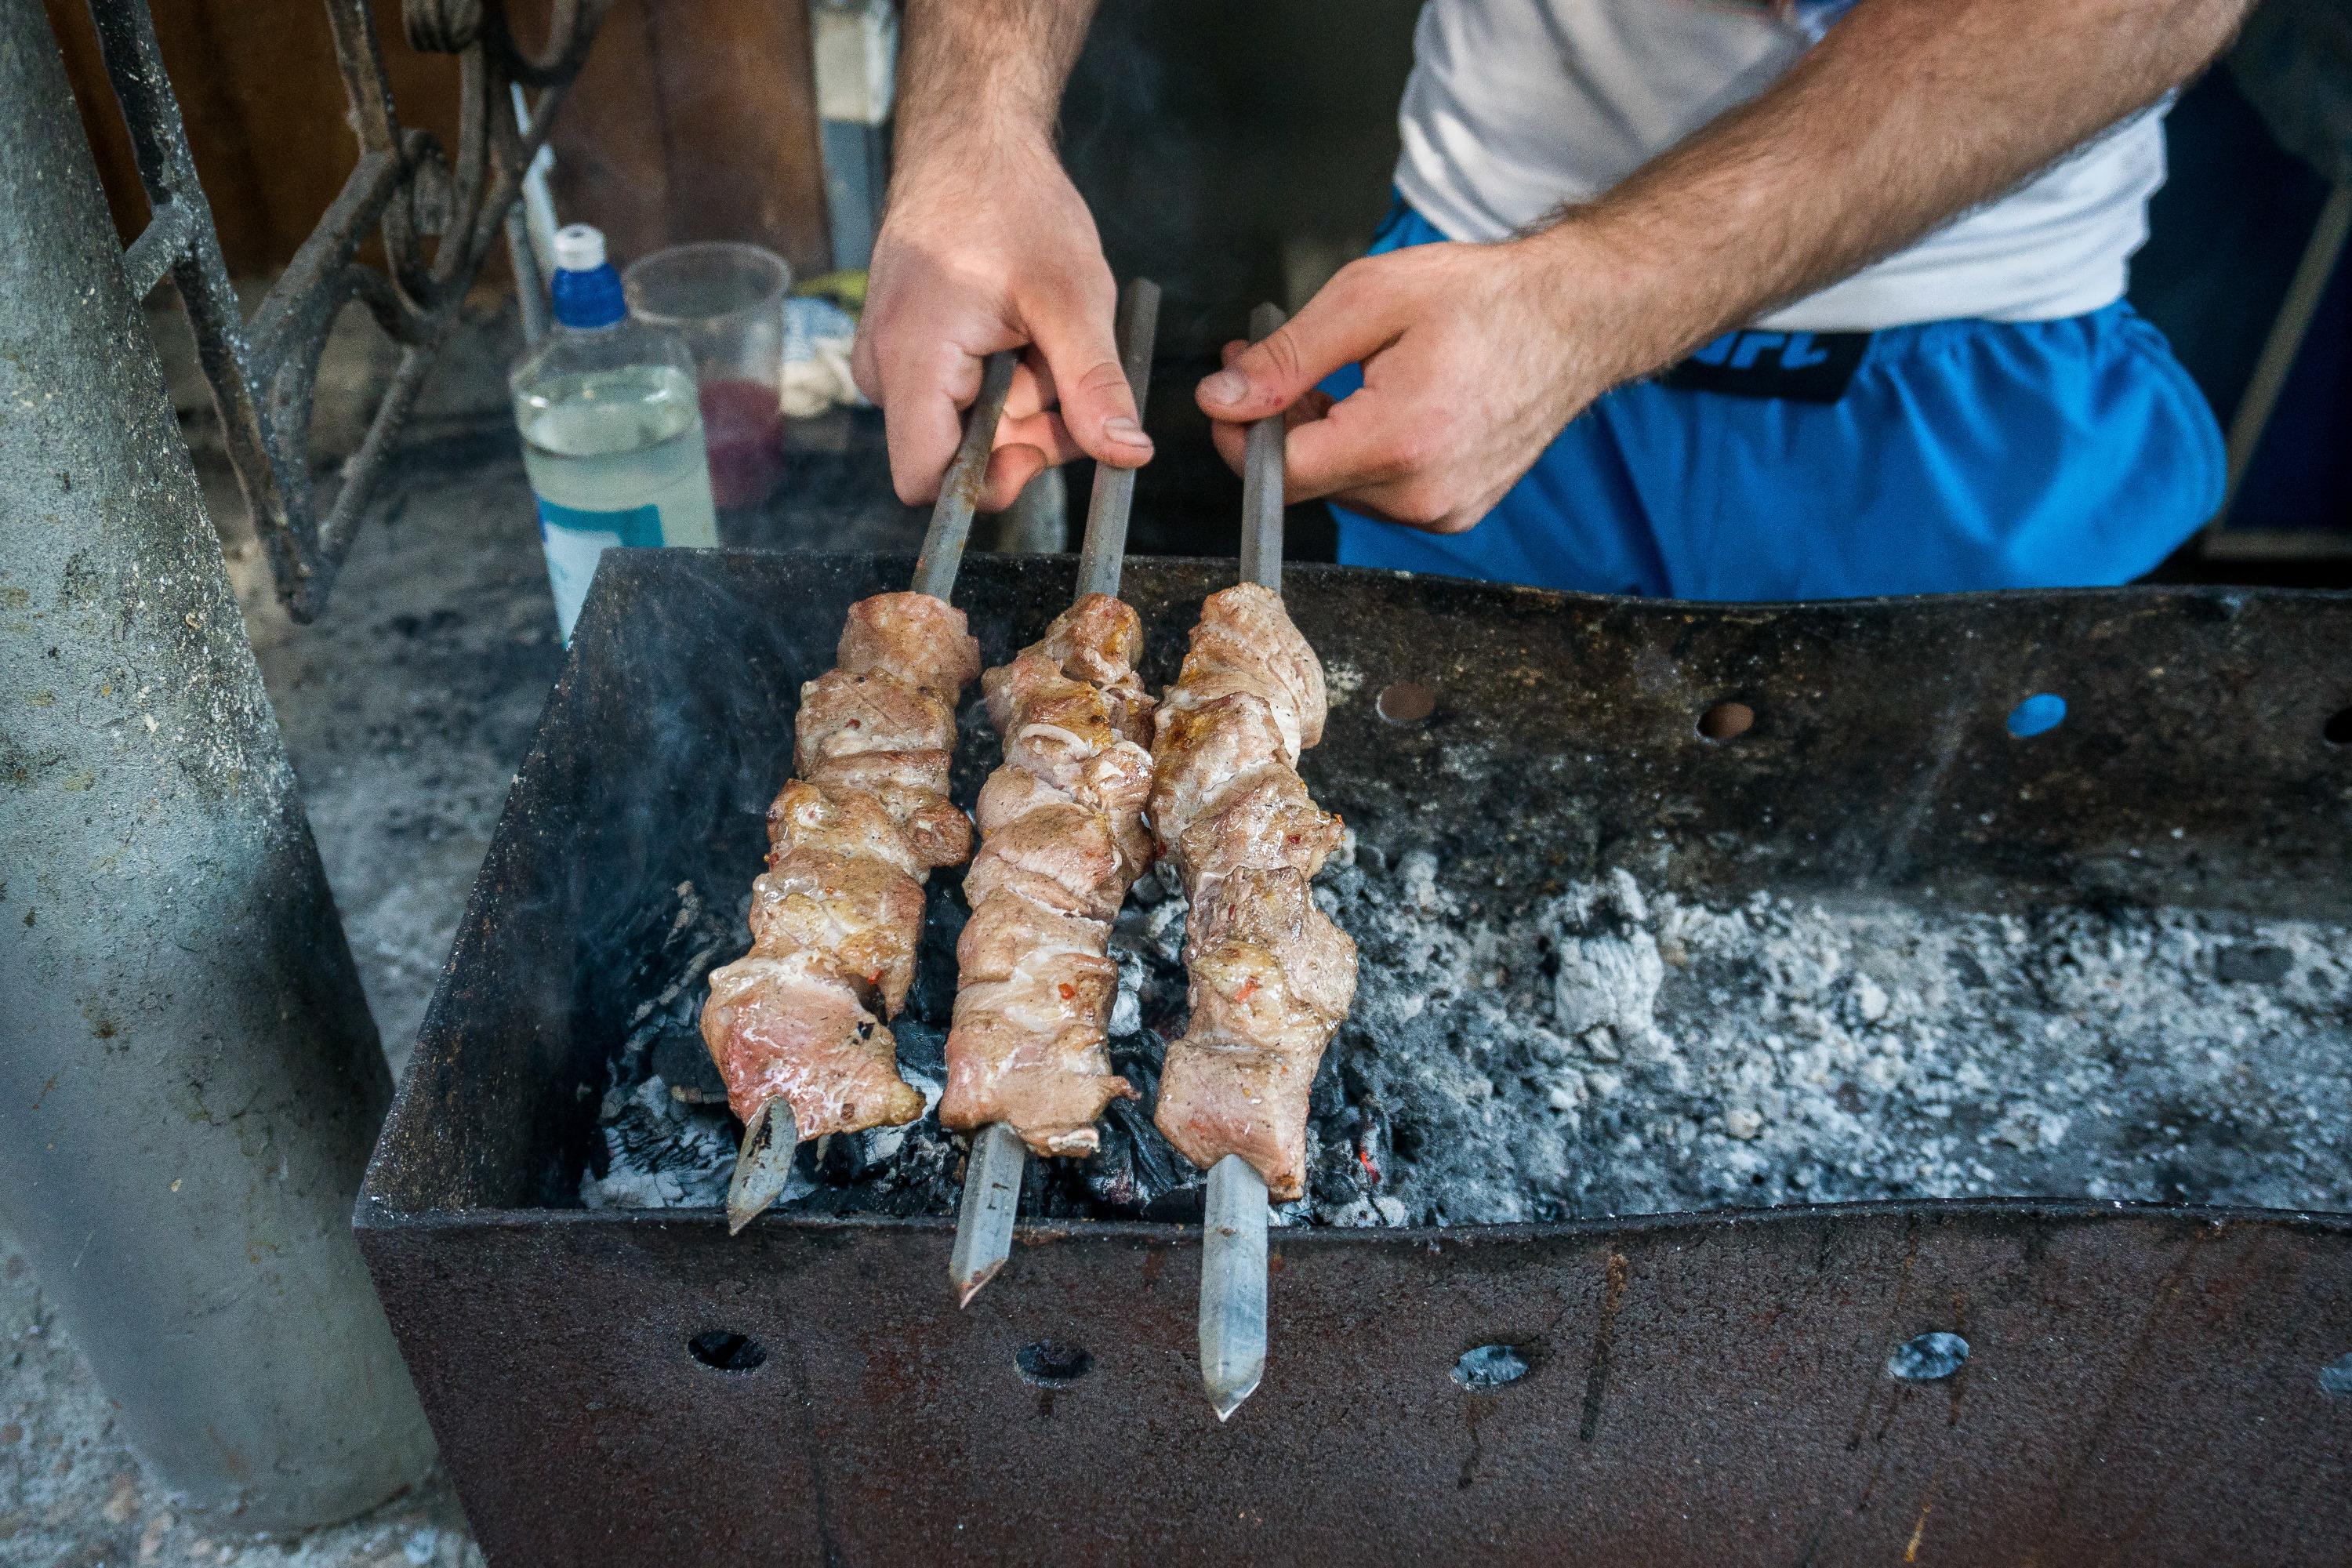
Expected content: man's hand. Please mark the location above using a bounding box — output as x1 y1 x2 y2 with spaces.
1196 233 1635 534
852 0 1142 513
855 139 1150 511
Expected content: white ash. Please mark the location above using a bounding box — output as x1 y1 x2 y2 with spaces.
579 880 746 1210
583 851 2352 1228
581 1076 754 1209
1331 851 2352 1225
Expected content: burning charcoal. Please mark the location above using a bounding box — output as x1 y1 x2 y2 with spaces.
1109 911 1192 1038
1079 1031 1199 1215
608 882 737 1089
1138 887 1186 967
1307 1105 1389 1214
894 1018 949 1080
857 1113 962 1210
1127 862 1169 907
1083 1094 1196 1215
1308 1048 1353 1121
1142 1181 1208 1225
908 888 970 1026
1108 942 1146 1037
651 1025 728 1105
851 1064 944 1174
1318 858 1367 904
586 827 2352 1232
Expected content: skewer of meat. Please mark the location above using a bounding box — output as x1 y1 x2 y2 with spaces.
1152 304 1357 1419
944 278 1162 1306
702 350 1015 1232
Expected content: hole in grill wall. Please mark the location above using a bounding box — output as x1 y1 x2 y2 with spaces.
688 1330 768 1374
1016 1341 1094 1386
2007 693 2067 738
1699 701 1755 741
1886 1331 1969 1382
2327 706 2352 746
1452 1344 1532 1390
1377 681 1437 726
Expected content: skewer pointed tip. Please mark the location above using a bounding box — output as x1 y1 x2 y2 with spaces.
953 1260 1005 1312
725 1099 799 1234
949 1123 1027 1306
1210 1377 1260 1424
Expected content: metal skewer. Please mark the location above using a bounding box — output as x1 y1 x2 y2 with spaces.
1236 302 1287 598
727 347 1018 1235
1202 1154 1269 1419
1076 279 1163 601
725 1098 800 1235
913 349 1020 601
1200 300 1288 1421
949 1120 1027 1307
949 280 1162 1307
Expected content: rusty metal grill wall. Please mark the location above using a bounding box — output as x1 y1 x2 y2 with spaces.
358 554 2352 1565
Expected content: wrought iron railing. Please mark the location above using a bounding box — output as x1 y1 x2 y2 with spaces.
85 0 611 620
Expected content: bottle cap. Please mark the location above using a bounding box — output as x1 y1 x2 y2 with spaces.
549 224 626 330
552 223 607 273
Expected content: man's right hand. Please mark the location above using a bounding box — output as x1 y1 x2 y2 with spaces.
851 136 1151 512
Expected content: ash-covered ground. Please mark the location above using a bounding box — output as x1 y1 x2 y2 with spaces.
585 837 2352 1227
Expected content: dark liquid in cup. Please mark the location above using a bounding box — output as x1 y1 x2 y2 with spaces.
699 378 786 509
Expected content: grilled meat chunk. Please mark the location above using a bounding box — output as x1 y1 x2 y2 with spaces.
702 592 980 1142
942 595 1157 1157
1149 584 1356 1200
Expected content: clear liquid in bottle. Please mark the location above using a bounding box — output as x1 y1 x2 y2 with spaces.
512 226 720 641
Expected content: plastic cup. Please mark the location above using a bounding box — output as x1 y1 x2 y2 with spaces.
622 242 792 510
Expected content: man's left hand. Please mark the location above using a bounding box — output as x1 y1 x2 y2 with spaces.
1196 231 1639 534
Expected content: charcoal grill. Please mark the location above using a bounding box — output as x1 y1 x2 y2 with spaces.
357 551 2352 1566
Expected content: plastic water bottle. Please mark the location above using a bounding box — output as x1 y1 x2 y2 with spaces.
510 224 718 641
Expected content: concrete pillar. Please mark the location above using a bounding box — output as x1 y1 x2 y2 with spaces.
0 1 435 1529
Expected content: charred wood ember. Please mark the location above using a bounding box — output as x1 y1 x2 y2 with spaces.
1082 1027 1206 1220
942 595 1159 1156
1149 583 1359 1202
701 592 982 1143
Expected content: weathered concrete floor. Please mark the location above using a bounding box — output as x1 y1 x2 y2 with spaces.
2 300 929 1563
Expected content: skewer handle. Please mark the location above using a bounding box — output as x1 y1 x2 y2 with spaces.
912 350 1019 601
1075 278 1163 602
1238 302 1288 595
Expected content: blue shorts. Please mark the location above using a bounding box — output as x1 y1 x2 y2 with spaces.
1326 203 2225 600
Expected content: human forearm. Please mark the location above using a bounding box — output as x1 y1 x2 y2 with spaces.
1540 0 2254 383
856 0 1142 509
894 0 1099 176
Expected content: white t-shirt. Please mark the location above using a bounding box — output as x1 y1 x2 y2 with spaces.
1394 0 2169 331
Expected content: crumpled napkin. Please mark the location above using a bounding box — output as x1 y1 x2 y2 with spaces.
782 294 869 417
